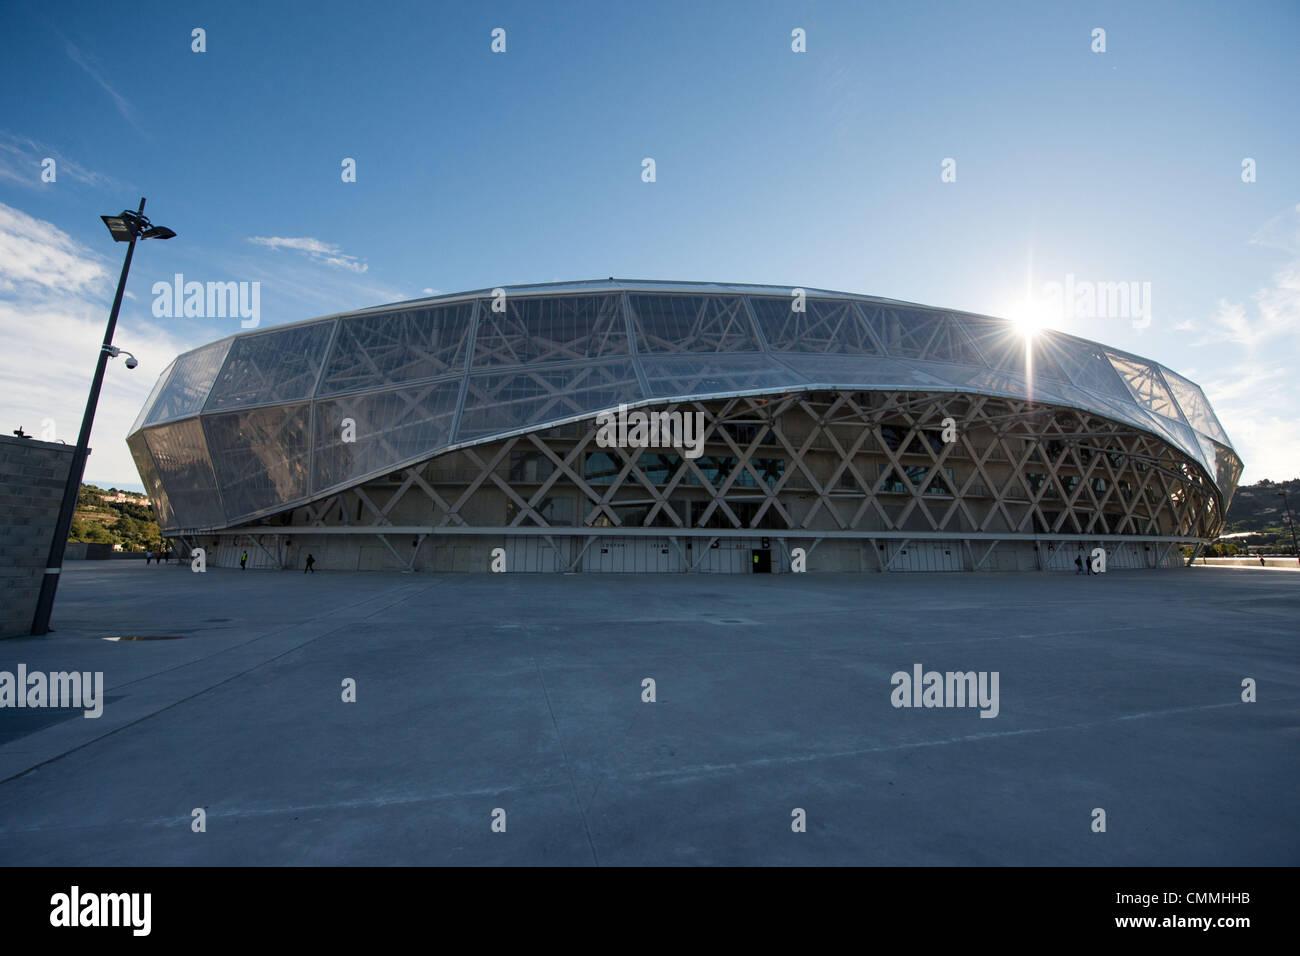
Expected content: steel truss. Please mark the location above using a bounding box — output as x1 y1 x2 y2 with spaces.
190 389 1221 572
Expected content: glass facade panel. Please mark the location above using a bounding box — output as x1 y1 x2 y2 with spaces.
1195 433 1219 478
1059 388 1156 435
1038 335 1133 402
1105 352 1184 421
202 403 312 522
584 450 623 484
1133 407 1200 464
905 362 1044 403
127 432 174 530
748 296 880 353
472 294 627 367
777 354 949 390
1159 367 1230 445
508 450 557 483
146 339 234 424
960 317 1070 382
319 304 473 394
130 359 176 435
143 419 225 529
1213 443 1243 507
629 294 758 353
638 452 682 484
458 360 642 440
312 378 462 494
205 322 335 411
881 464 954 495
640 354 805 398
860 306 983 364
683 455 738 487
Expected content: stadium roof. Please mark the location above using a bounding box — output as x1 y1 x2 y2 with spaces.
127 279 1241 531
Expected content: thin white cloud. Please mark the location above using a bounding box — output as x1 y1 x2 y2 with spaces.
1200 363 1297 483
1192 205 1300 350
248 235 369 273
0 132 122 191
0 202 207 490
0 203 109 293
1195 263 1300 349
1249 202 1300 257
236 254 405 315
64 40 140 130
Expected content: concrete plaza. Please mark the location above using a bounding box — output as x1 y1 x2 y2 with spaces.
0 561 1295 865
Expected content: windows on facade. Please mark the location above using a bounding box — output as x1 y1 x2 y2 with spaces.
880 464 953 496
508 450 556 483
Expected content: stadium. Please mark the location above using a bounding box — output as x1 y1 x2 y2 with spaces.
125 279 1241 574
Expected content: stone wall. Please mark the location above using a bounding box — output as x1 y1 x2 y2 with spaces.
0 434 77 638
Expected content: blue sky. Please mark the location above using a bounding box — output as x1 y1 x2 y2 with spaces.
1 0 1297 490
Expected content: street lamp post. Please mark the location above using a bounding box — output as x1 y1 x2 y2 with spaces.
1279 490 1299 567
29 198 175 635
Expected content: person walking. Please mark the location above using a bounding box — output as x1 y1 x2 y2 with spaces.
304 553 316 574
240 550 248 570
145 549 152 566
1074 554 1083 575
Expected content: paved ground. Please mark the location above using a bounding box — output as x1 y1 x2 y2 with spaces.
0 561 1295 866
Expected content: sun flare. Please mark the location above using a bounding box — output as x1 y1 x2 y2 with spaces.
1000 299 1045 337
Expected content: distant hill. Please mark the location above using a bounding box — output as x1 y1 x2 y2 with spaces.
1219 477 1300 553
70 483 163 552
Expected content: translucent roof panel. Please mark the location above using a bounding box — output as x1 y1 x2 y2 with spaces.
142 418 226 529
1213 443 1243 507
472 294 628 368
319 303 473 395
629 294 759 353
127 432 174 530
748 296 881 354
130 358 176 435
1084 391 1168 437
1133 407 1200 464
905 361 1074 405
457 360 643 441
860 306 984 365
1159 367 1231 445
776 354 941 390
1105 352 1184 422
202 403 313 523
205 322 335 411
1038 335 1133 403
1194 432 1219 478
131 282 1240 525
145 339 234 426
1044 380 1150 431
959 317 1070 383
640 354 807 399
312 378 462 495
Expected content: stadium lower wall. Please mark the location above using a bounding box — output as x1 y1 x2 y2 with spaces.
181 532 1183 574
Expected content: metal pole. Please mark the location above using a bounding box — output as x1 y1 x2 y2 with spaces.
30 198 146 635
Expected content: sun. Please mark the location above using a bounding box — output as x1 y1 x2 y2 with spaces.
999 298 1045 337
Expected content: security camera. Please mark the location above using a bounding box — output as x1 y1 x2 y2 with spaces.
125 356 139 369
